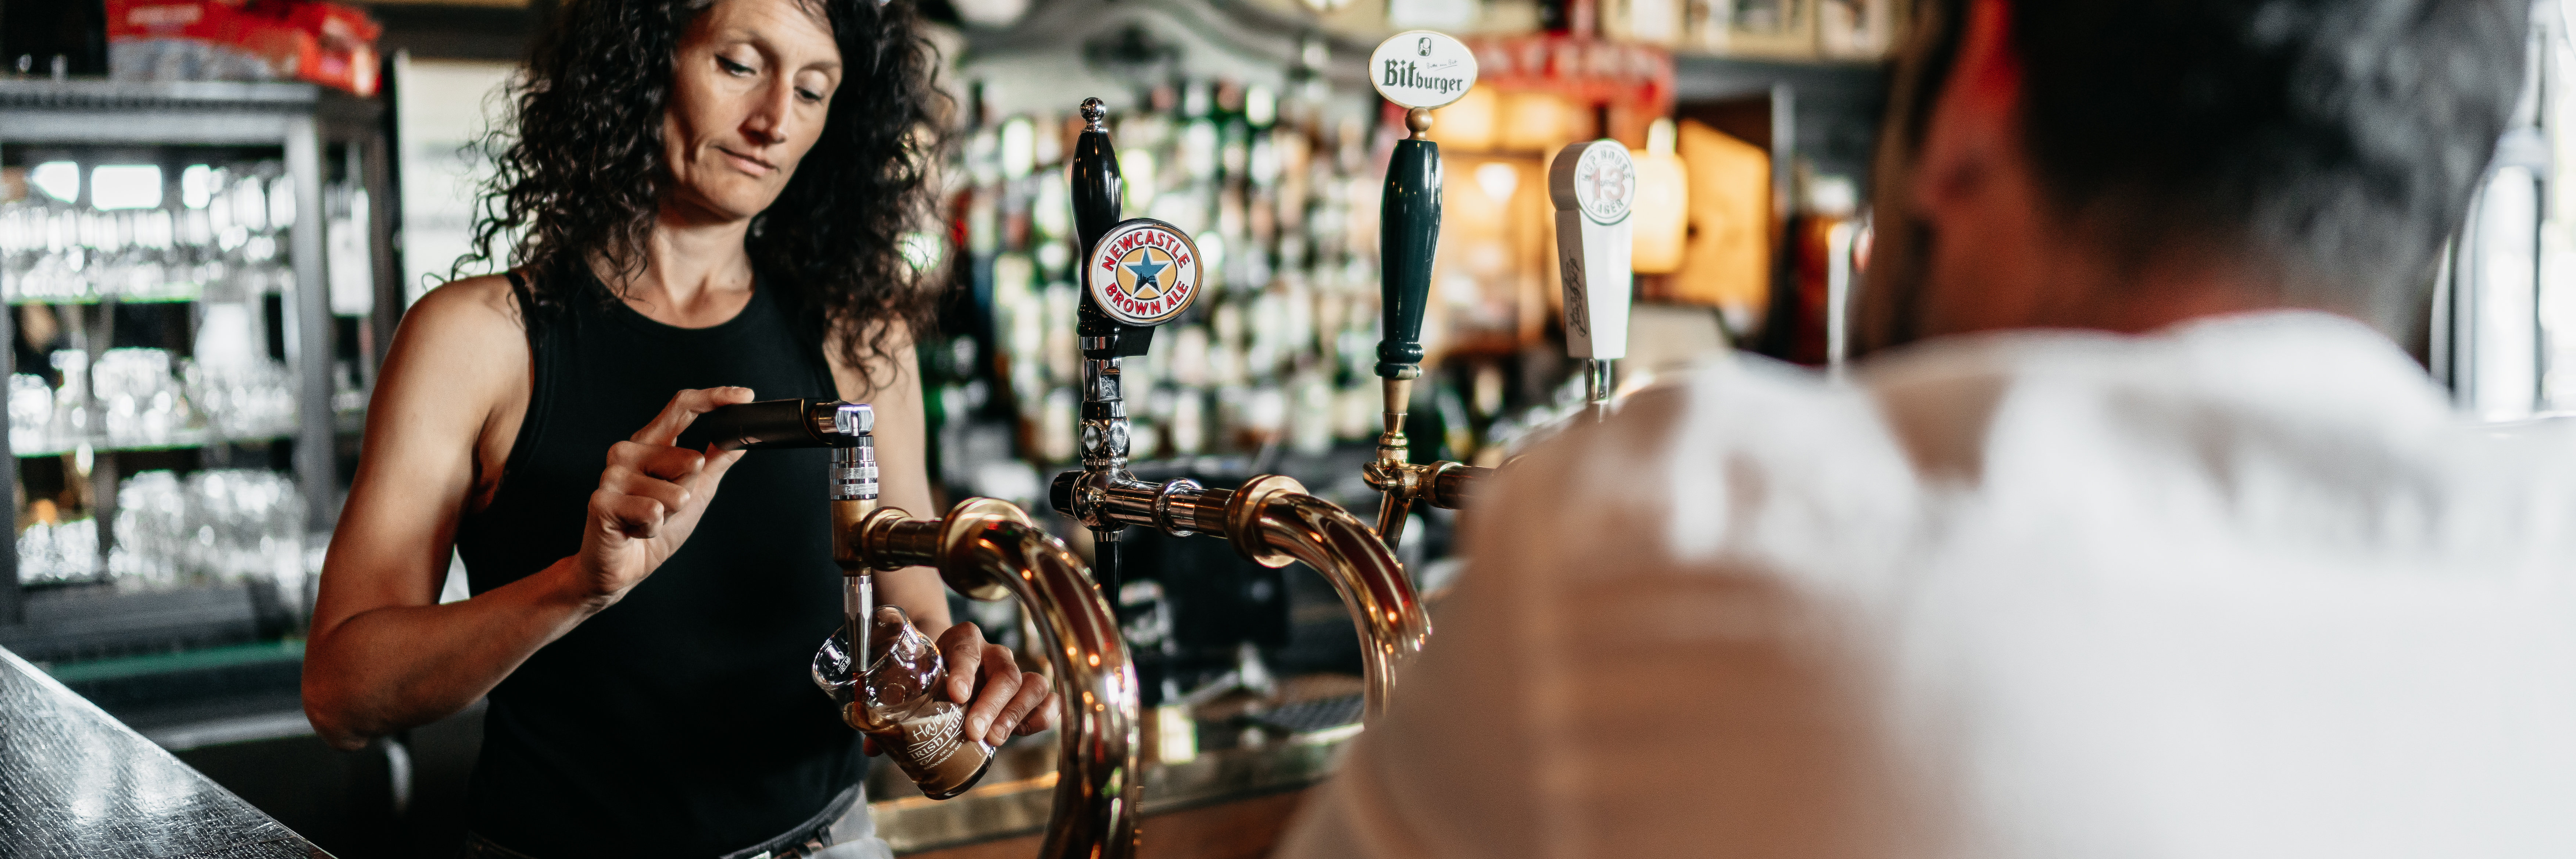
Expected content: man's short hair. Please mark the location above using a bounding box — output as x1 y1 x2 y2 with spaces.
1897 0 2530 329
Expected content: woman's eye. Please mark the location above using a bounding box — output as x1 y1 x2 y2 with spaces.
716 56 753 75
797 88 825 104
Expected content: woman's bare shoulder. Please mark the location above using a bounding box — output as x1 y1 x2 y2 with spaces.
380 274 531 398
405 274 524 336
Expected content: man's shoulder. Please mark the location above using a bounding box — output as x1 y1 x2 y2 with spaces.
1619 358 1907 475
1474 358 1924 580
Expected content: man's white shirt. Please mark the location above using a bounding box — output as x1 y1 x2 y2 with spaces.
1276 311 2576 859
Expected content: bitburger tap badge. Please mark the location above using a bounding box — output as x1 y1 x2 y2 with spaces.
1368 30 1478 110
1087 219 1202 326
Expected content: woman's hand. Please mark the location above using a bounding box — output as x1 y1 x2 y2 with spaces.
941 622 1059 747
571 386 756 606
860 622 1056 756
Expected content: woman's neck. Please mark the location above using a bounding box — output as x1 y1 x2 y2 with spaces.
597 199 761 328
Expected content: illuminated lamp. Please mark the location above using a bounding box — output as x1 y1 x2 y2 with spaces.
1433 86 1500 152
1629 118 1688 274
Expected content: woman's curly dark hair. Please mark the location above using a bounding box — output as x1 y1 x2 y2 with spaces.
460 0 949 384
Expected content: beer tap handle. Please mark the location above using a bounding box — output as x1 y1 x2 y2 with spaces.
1368 31 1477 391
1064 96 1133 607
1365 30 1478 552
1369 108 1442 550
1548 139 1636 416
677 398 871 450
1370 30 1494 549
1058 96 1205 619
1070 97 1147 359
1376 108 1441 390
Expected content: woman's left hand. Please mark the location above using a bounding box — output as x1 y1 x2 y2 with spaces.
862 621 1054 756
937 621 1059 746
861 621 1057 756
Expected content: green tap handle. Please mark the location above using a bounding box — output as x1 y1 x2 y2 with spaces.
1377 131 1442 381
1070 97 1148 358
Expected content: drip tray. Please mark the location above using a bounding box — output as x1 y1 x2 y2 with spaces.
1245 693 1363 735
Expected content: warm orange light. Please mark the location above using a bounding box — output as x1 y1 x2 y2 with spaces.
1668 120 1770 321
1500 92 1584 153
1433 86 1500 152
1631 118 1689 274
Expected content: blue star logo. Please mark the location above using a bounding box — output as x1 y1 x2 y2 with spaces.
1122 250 1170 298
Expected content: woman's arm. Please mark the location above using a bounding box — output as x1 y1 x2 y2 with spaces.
830 324 1059 748
303 277 753 751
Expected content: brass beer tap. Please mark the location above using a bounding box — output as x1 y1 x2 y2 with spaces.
679 400 1143 859
1048 96 1430 720
1363 42 1640 550
1363 31 1495 553
1362 103 1494 551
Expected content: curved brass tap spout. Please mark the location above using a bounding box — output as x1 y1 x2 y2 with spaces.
1220 477 1431 721
853 498 1143 859
1050 472 1434 718
1364 378 1497 552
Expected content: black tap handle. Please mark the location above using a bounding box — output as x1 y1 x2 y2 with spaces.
1071 98 1124 273
1377 129 1442 380
676 398 869 450
1070 97 1151 358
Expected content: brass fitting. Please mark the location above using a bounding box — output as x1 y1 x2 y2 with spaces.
1216 475 1430 720
1364 376 1494 552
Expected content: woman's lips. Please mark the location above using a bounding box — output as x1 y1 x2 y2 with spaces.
718 147 777 176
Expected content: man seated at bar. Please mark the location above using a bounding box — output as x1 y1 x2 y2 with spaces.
1282 0 2565 855
300 0 1054 856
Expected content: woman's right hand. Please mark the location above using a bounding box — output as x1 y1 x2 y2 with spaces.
572 386 757 606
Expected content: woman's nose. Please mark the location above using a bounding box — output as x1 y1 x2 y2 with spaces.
741 84 795 146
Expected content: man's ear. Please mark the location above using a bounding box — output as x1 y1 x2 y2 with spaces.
1910 0 2024 222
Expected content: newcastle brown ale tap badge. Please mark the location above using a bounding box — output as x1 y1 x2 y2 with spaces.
1086 219 1203 326
1369 30 1479 110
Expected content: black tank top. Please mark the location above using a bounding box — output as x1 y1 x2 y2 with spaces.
455 268 861 858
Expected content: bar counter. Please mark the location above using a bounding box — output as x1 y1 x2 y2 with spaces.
870 675 1364 857
2 636 1357 858
0 645 329 858
872 728 1350 856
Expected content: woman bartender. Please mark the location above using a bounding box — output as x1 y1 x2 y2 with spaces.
299 0 1056 855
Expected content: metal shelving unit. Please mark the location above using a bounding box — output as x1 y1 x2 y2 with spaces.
0 79 399 658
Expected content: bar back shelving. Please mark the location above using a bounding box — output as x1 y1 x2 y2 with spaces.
0 79 398 673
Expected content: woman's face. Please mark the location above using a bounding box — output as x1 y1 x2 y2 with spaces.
663 0 843 223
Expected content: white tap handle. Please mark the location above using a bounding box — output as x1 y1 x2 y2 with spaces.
1548 140 1635 361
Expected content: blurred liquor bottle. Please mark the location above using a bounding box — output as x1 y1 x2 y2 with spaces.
1773 173 1860 366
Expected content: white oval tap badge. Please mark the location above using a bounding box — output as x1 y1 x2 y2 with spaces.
1370 31 1479 110
1087 218 1203 326
1569 141 1635 225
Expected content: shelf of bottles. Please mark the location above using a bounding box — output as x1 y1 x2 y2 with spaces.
953 79 1392 491
0 79 392 660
